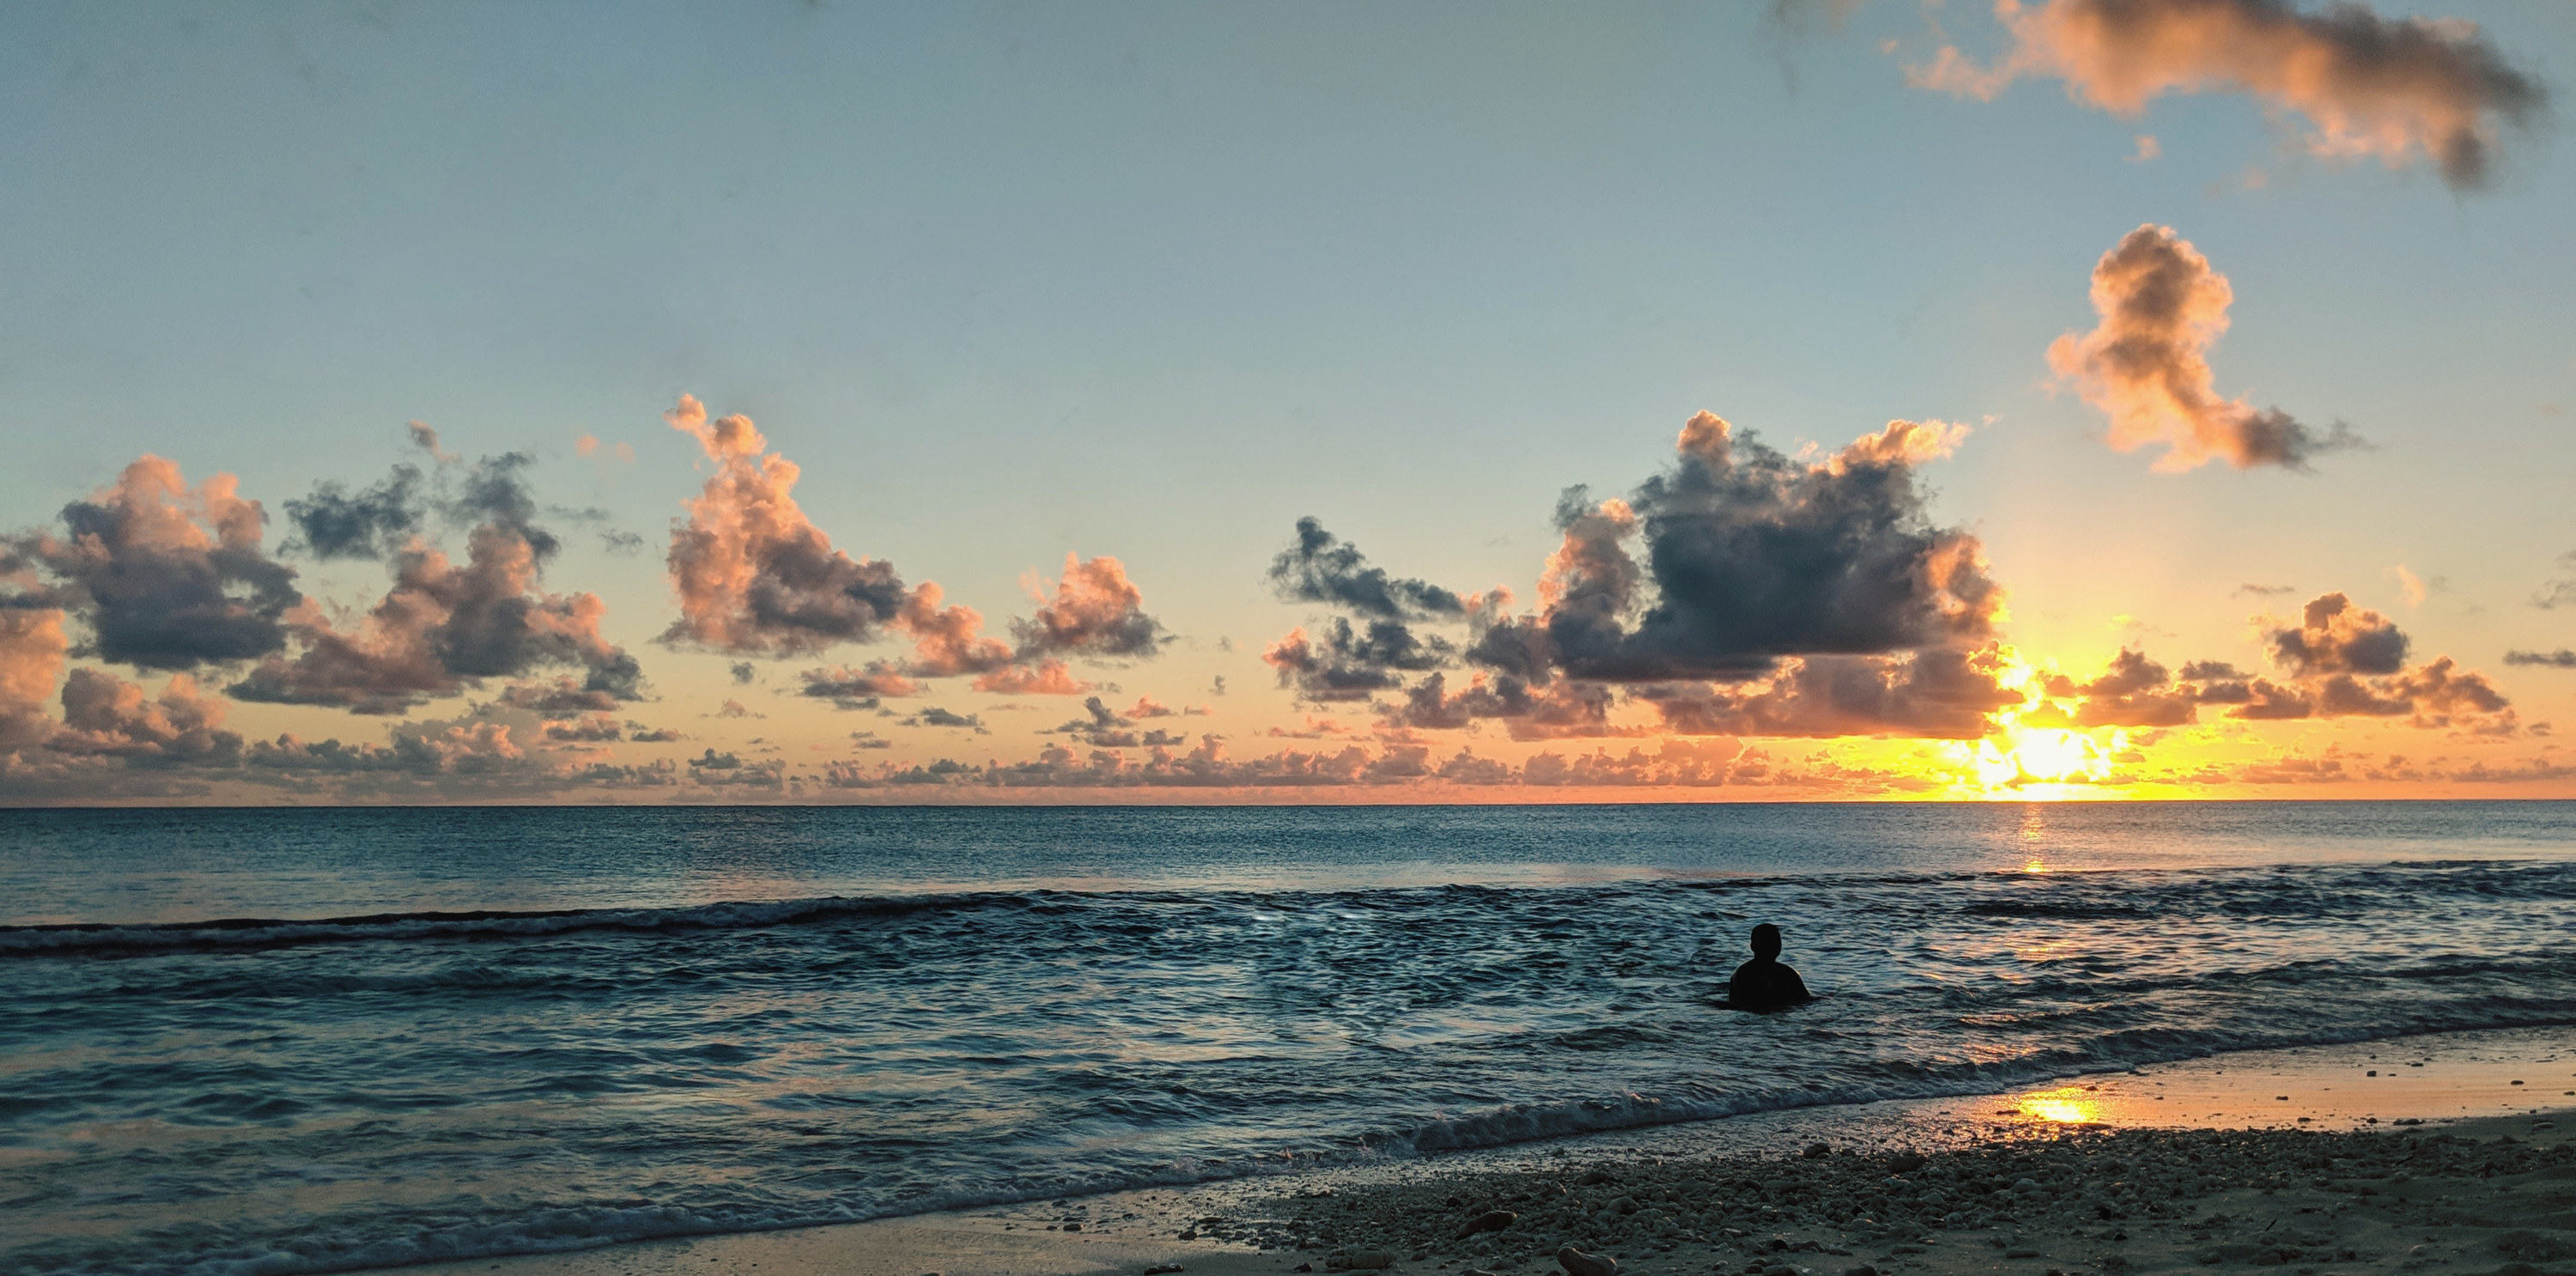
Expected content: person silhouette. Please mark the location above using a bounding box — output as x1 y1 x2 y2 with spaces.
1726 923 1812 1011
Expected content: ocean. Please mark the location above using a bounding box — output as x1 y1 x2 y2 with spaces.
4 801 2574 1275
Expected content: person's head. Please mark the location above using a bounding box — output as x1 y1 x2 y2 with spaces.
1750 923 1783 959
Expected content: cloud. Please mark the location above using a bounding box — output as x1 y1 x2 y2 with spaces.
2235 582 2296 597
284 464 428 561
1264 619 1453 702
408 422 459 464
1910 0 2545 190
46 669 243 764
2054 592 2512 730
1051 695 1193 749
1378 670 1630 741
903 706 987 732
1638 645 2026 739
1475 415 2000 682
230 459 643 715
1268 518 1467 620
0 609 67 751
798 662 921 709
9 457 303 670
2050 225 2358 471
894 582 1016 677
2504 649 2576 669
659 395 910 655
729 661 758 684
497 676 623 714
628 723 684 743
970 659 1093 696
544 714 623 743
1016 554 1169 659
2532 551 2576 610
2266 591 2407 675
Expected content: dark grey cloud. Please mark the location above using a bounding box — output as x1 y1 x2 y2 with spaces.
2266 592 2408 676
1268 517 1466 620
1483 416 1999 683
1262 617 1455 702
2504 649 2576 669
284 465 428 561
1639 647 2023 740
231 455 644 715
2056 594 2512 731
1378 671 1625 741
904 706 987 732
1051 696 1189 749
12 457 304 670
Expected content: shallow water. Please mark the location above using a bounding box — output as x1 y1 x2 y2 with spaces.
3 801 2573 1275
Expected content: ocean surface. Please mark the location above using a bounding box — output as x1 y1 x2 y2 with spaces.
4 801 2576 1275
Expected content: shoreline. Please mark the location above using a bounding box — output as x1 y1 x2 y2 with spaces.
381 1024 2576 1276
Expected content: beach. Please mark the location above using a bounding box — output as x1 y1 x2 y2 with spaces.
392 1026 2576 1276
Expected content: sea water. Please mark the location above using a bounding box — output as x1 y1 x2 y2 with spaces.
3 801 2573 1274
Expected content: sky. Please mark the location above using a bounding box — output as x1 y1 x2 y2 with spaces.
3 0 2574 804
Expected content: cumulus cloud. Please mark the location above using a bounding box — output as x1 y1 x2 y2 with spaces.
543 714 623 743
1268 518 1467 620
1478 415 1999 682
894 583 1016 677
498 676 623 714
230 455 643 715
1255 414 2007 743
1016 554 1168 659
903 706 987 732
660 396 910 655
1264 619 1454 702
2054 592 2511 730
0 609 67 751
970 659 1093 696
284 464 428 561
1377 671 1629 740
1639 646 2026 740
1911 0 2545 190
9 457 303 670
1051 696 1193 749
2050 225 2357 471
47 669 244 764
798 662 921 709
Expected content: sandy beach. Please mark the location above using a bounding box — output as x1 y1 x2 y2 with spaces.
389 1026 2576 1276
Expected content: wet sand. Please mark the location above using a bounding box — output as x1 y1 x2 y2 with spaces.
386 1026 2576 1276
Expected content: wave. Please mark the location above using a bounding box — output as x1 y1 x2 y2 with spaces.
0 892 1041 957
45 1014 2576 1276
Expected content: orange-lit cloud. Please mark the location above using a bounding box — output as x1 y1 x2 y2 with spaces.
1641 646 2026 740
972 659 1093 696
9 456 303 669
1911 0 2544 189
798 662 923 709
1018 554 1168 659
661 395 911 655
2050 225 2355 471
49 670 240 763
0 609 69 750
232 520 641 716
